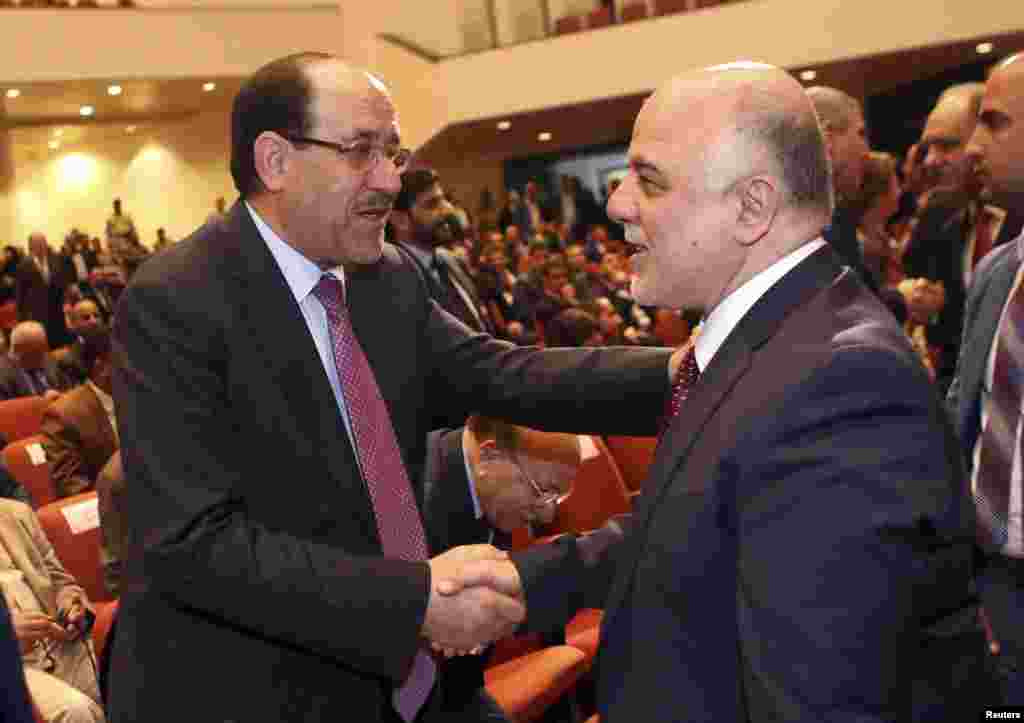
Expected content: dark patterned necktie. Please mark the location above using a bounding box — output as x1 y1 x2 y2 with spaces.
659 341 700 439
974 274 1024 554
312 275 435 721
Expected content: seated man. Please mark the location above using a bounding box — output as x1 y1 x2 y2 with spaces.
40 331 117 499
54 300 107 387
0 498 104 723
0 322 69 401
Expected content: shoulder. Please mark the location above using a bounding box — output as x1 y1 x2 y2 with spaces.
0 497 33 527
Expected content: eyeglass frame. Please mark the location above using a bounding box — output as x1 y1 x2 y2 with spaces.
479 445 568 509
284 135 413 172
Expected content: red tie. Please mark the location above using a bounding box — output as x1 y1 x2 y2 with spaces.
312 275 435 721
659 341 700 438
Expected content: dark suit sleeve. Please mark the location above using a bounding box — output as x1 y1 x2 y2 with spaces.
423 301 671 436
113 271 431 681
420 428 491 554
730 346 973 722
40 406 95 498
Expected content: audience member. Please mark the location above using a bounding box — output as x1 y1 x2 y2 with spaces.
855 151 903 286
498 190 530 238
40 330 117 499
806 85 878 292
0 498 104 723
948 52 1024 706
0 596 36 723
16 233 73 348
103 199 137 259
95 451 123 598
55 299 107 386
0 245 22 305
544 307 603 347
107 52 676 722
0 321 69 400
475 188 500 237
449 61 985 722
393 168 495 334
152 228 172 253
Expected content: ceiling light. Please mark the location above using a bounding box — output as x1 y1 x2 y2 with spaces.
107 84 123 96
79 105 94 117
48 140 60 150
202 82 216 92
799 70 817 82
538 132 552 142
497 120 511 131
5 89 20 99
126 125 137 134
977 42 994 55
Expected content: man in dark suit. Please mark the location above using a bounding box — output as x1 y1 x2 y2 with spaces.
15 232 72 349
447 61 984 722
948 52 1024 705
0 321 70 400
393 168 495 335
109 53 674 723
903 83 1023 392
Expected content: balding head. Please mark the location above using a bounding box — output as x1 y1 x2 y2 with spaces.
9 321 49 370
609 62 832 312
920 82 985 193
967 53 1024 206
27 232 48 259
805 86 868 201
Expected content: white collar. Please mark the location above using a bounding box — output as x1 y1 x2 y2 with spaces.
694 239 827 371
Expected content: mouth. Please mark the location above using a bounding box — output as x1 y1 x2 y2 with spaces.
357 207 391 222
623 240 648 258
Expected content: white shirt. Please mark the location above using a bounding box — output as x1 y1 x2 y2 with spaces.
87 380 119 445
971 232 1024 556
694 239 827 371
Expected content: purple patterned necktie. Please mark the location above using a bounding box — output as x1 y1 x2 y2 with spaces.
975 275 1024 555
659 341 700 439
312 275 435 721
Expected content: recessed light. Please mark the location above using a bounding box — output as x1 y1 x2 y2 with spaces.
202 82 216 92
977 42 994 55
79 105 94 117
48 140 60 150
497 120 511 131
800 70 817 82
126 125 137 134
538 131 553 142
5 89 20 99
108 84 123 96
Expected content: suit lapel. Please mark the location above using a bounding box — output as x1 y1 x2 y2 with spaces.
220 203 379 541
602 246 845 624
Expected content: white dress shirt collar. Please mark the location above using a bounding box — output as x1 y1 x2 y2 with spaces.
694 239 827 371
244 201 346 302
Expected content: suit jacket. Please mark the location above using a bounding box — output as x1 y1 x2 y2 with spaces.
515 246 981 722
14 253 72 348
95 451 124 598
947 237 1022 479
0 355 70 401
108 201 670 722
395 242 494 335
40 384 118 499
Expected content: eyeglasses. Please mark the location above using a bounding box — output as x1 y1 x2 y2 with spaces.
285 135 412 173
511 450 568 508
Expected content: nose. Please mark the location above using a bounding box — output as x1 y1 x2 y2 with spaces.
367 153 402 195
923 144 944 168
966 126 986 166
607 174 636 224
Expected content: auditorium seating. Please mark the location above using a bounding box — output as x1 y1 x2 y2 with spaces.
3 434 56 508
587 5 613 29
620 2 649 22
36 491 113 602
485 645 587 723
0 301 17 337
554 14 583 35
0 395 49 444
654 0 690 16
603 435 657 492
546 436 631 536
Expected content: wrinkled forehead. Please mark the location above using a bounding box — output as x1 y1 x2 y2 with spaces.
307 64 400 142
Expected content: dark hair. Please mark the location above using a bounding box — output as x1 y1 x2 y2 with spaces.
230 52 333 198
79 329 112 374
394 169 440 211
545 308 600 347
879 287 908 326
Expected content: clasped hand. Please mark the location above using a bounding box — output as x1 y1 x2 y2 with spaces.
422 544 525 657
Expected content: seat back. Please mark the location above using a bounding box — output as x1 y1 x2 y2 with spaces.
603 435 657 492
587 5 613 28
36 491 113 602
620 2 649 22
2 434 55 508
0 395 49 444
545 436 631 535
554 14 582 34
0 301 18 335
654 0 691 16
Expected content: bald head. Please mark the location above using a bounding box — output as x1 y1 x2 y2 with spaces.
10 321 49 370
28 232 48 259
609 62 834 312
967 52 1024 205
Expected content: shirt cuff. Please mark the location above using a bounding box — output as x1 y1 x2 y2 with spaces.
463 427 484 520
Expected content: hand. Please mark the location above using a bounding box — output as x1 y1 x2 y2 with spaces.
422 546 524 651
430 641 485 658
435 557 523 601
42 389 61 402
57 598 88 640
11 611 72 654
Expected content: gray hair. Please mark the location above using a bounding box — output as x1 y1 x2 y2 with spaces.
805 85 862 135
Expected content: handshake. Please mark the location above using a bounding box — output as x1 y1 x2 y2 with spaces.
421 544 525 656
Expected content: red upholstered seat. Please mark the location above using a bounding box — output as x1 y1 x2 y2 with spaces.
0 301 17 334
565 608 603 661
587 5 612 28
3 434 56 508
485 645 587 722
603 435 657 492
620 2 649 22
0 395 50 444
36 492 114 602
654 0 690 16
545 436 631 536
554 14 582 34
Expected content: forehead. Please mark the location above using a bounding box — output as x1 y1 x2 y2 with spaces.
985 66 1024 113
307 64 399 140
630 87 724 172
922 102 969 140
